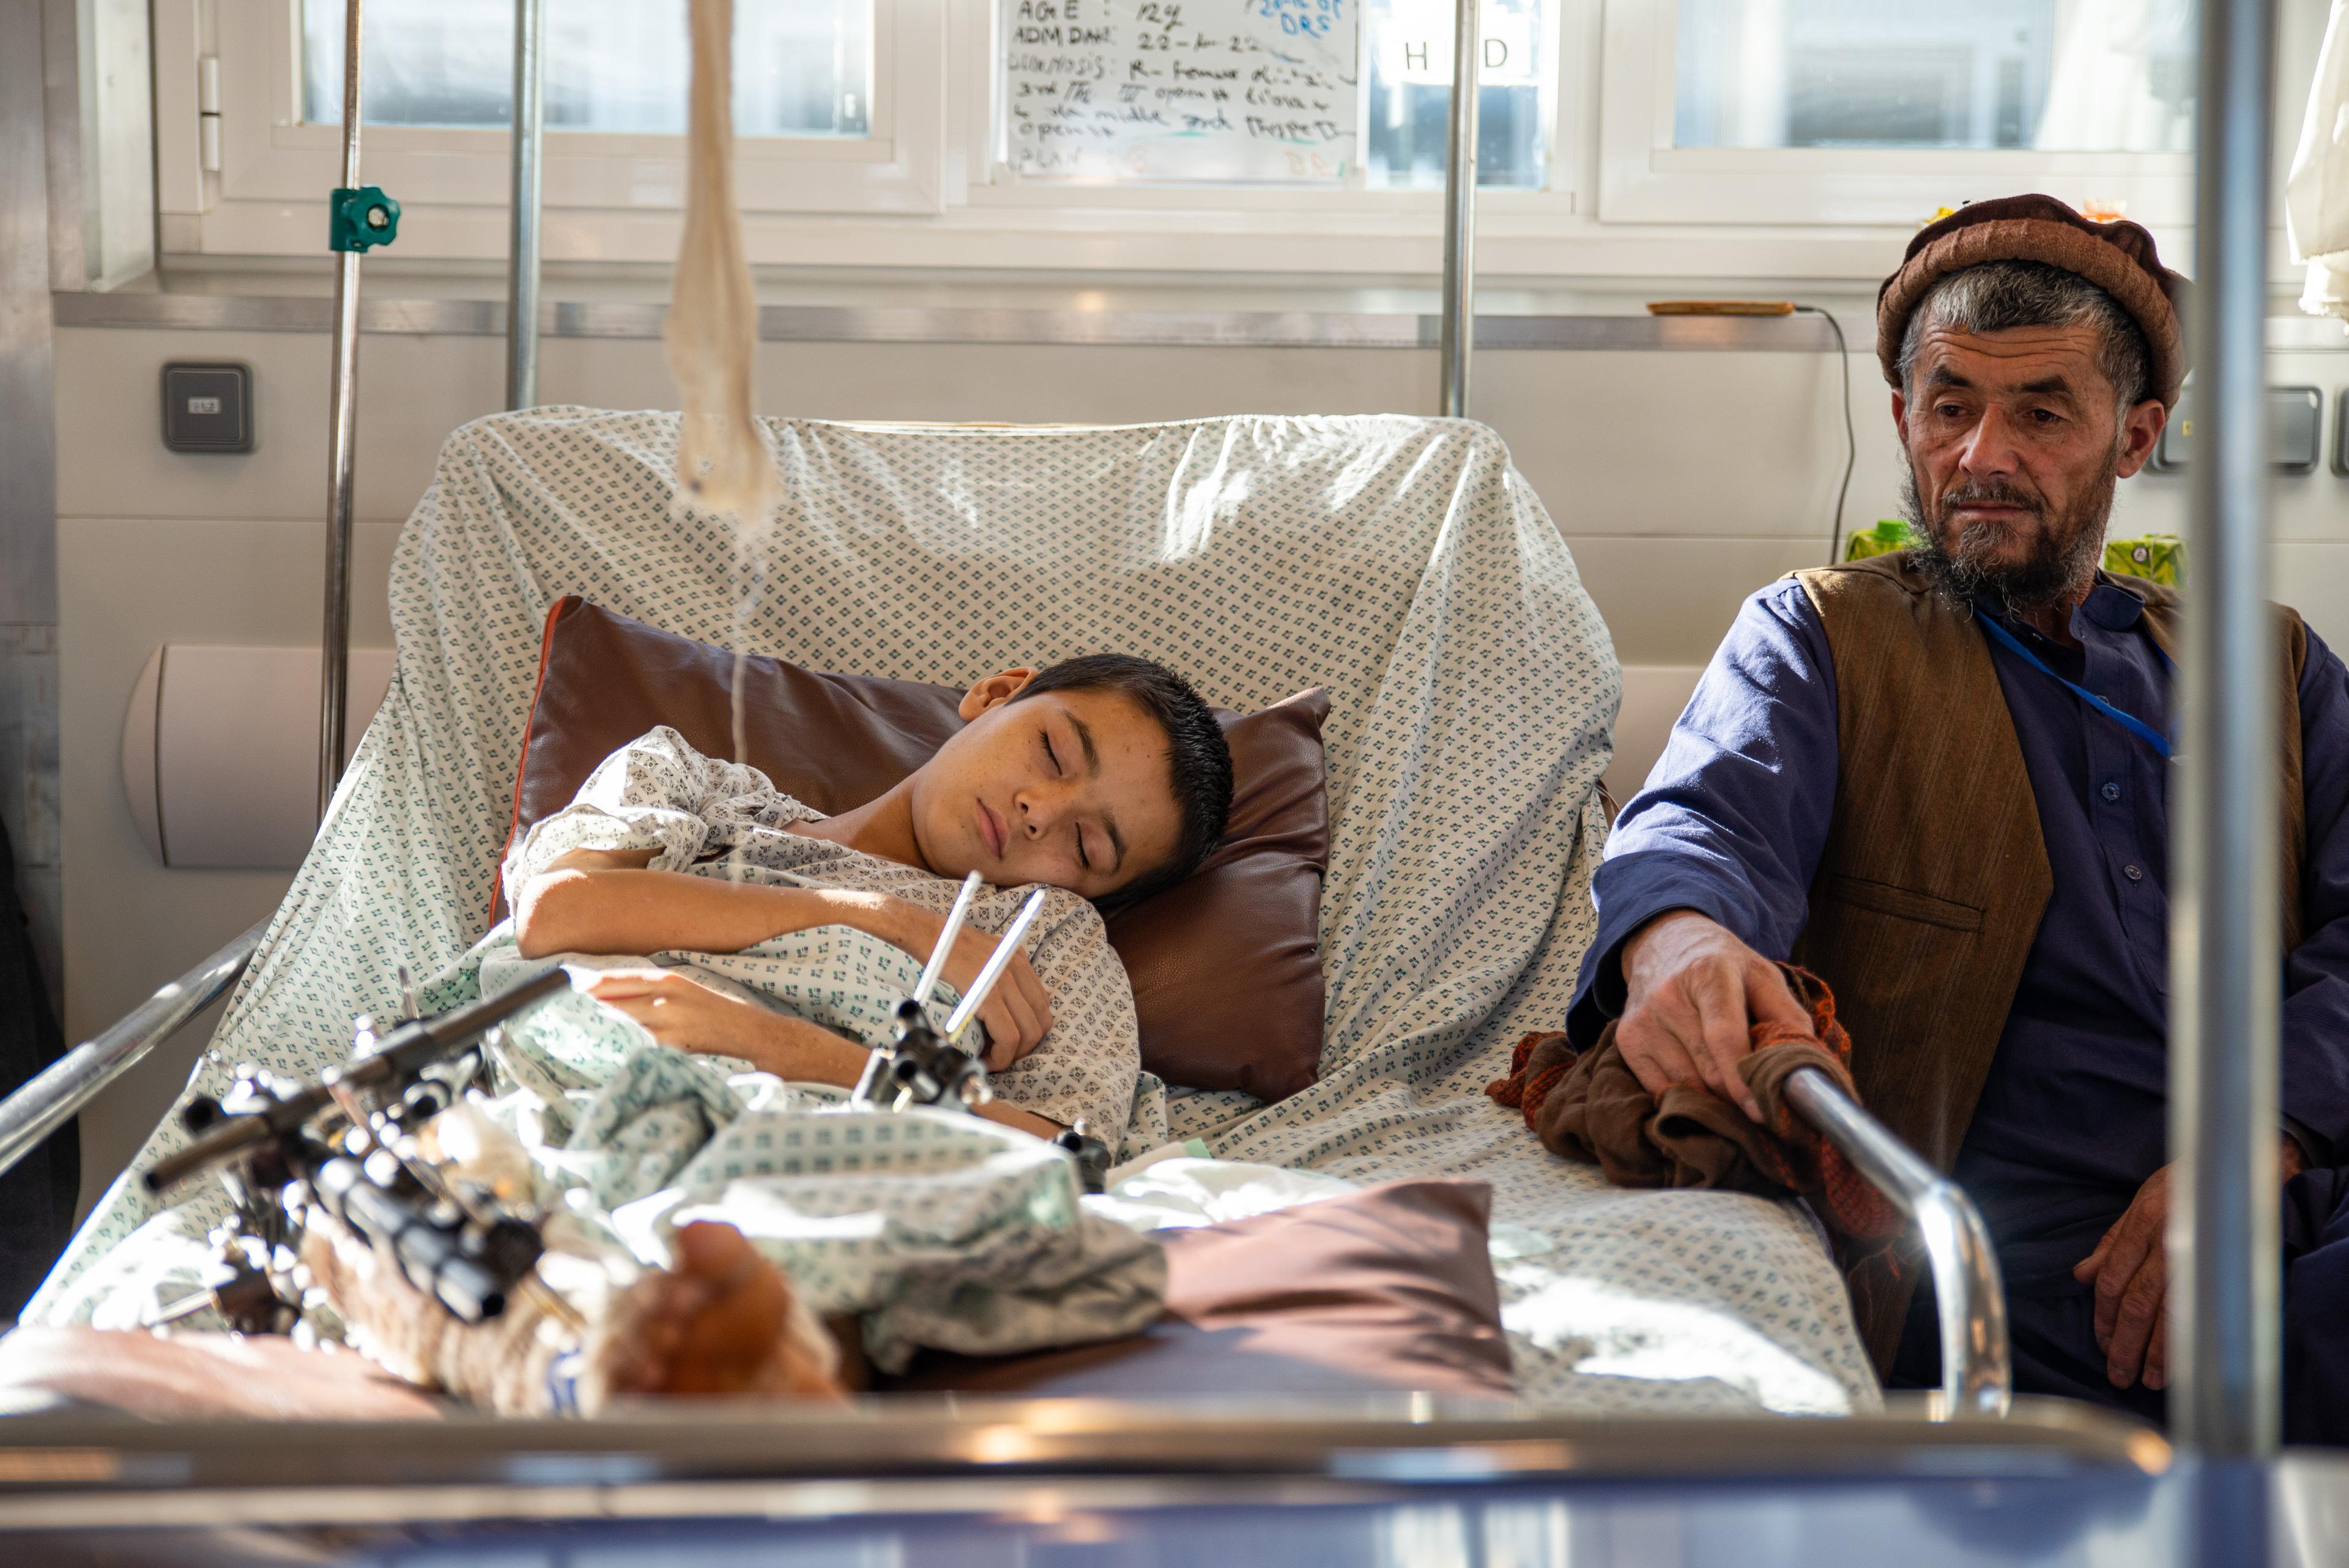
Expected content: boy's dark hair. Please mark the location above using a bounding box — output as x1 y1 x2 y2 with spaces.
1009 653 1233 898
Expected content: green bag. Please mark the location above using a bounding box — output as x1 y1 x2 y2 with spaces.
2104 534 2181 586
1843 520 2183 588
1843 520 1917 561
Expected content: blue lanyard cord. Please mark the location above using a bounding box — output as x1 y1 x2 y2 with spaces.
1975 612 2175 760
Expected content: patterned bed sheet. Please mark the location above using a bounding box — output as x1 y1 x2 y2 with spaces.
28 410 1879 1414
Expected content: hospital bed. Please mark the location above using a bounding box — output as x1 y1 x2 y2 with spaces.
0 403 2000 1397
13 402 1951 1393
0 401 2132 1562
0 0 2304 1559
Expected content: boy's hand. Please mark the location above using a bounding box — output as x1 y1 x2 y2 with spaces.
585 969 801 1063
887 902 1053 1068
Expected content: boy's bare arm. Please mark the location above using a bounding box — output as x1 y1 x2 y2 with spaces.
514 850 1053 1060
514 849 924 960
582 967 1064 1136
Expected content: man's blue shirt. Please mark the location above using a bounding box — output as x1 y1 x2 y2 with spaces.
1569 575 2349 1293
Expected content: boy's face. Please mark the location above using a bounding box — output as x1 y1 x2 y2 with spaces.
907 671 1186 900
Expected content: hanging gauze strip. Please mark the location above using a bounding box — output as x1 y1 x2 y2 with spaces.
668 0 777 895
667 0 781 519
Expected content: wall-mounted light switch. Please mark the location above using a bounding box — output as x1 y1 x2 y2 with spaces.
2153 386 2323 473
161 363 254 453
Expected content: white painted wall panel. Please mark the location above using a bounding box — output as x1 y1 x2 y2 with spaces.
56 513 398 1213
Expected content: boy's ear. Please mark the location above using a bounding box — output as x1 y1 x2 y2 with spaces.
957 667 1037 721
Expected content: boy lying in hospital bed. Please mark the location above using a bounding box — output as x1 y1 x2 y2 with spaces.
14 654 1234 1416
512 651 1231 1145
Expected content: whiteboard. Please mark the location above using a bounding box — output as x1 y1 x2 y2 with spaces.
1003 0 1360 183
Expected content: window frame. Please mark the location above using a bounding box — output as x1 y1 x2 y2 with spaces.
1594 0 2195 229
202 0 945 225
176 0 1587 267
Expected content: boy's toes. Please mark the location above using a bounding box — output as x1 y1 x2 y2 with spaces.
672 1220 758 1284
593 1222 840 1402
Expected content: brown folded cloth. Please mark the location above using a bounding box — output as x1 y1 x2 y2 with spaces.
1488 965 1903 1249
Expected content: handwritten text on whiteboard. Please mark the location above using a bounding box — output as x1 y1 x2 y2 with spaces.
1003 0 1361 183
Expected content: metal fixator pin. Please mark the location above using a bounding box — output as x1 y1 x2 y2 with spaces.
853 882 1048 1113
945 888 1050 1046
913 873 984 1013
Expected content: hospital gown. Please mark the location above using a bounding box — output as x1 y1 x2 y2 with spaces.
507 724 1159 1151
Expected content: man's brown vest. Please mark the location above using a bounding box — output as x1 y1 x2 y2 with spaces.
1787 552 2309 1372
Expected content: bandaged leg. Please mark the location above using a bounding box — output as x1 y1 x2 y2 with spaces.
305 1213 841 1415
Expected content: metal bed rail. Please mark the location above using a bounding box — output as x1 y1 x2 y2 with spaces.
1783 1067 2013 1418
0 920 265 1184
0 1399 2163 1524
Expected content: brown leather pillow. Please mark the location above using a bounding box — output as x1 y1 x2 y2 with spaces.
891 1179 1514 1399
495 597 1329 1100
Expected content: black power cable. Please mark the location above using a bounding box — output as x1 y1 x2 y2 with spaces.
1795 305 1858 564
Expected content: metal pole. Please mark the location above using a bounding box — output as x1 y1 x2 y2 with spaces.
2170 0 2280 1459
1436 0 1480 418
318 0 366 819
505 0 546 410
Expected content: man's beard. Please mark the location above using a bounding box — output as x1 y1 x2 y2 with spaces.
1902 456 2117 615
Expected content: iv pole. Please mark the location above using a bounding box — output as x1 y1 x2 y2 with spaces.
2171 0 2281 1463
506 0 546 410
317 0 399 819
1438 0 1480 418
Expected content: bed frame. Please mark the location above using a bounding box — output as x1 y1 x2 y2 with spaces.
0 0 2298 1551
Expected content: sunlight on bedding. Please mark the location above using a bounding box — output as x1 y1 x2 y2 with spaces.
1497 1265 1859 1416
1159 443 1253 562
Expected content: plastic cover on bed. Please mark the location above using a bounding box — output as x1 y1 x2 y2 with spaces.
30 409 1878 1414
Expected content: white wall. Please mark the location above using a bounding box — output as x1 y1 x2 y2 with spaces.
51 319 2349 1207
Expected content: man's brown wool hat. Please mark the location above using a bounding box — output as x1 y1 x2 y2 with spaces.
1875 193 2191 409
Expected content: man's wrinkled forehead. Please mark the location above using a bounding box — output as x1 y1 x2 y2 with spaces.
1912 322 2109 402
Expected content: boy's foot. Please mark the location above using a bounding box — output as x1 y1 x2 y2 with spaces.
598 1221 842 1400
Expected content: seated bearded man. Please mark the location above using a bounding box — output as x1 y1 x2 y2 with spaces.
1568 196 2349 1441
6 653 1233 1416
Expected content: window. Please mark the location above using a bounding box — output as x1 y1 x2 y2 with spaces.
184 0 1573 268
169 0 2304 278
1598 0 2201 229
1672 0 2193 154
1365 0 1550 188
184 0 938 258
299 0 874 139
